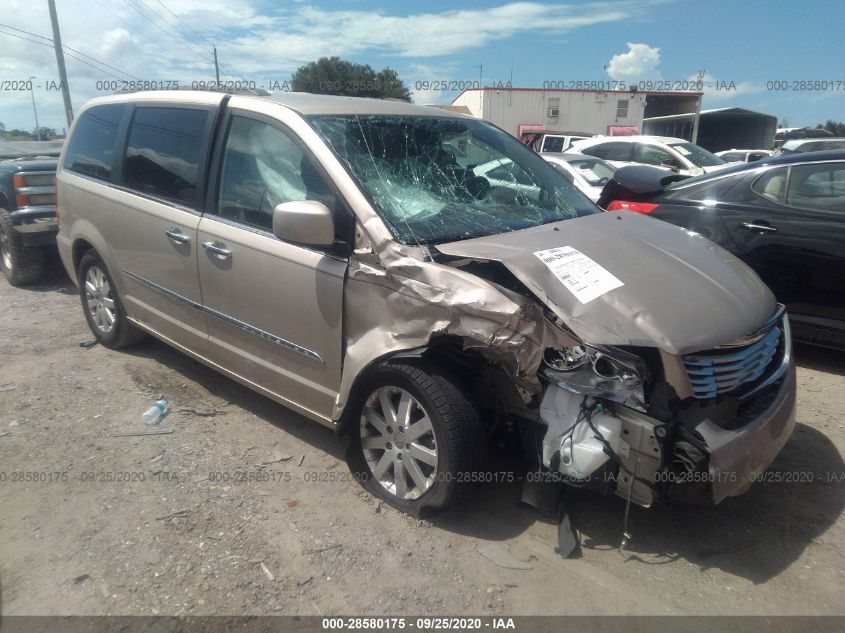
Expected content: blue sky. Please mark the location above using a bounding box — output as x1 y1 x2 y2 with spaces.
1 0 843 133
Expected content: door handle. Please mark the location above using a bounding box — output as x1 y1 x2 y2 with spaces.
741 222 779 234
165 227 192 244
202 241 232 259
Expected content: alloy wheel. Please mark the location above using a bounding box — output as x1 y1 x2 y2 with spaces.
84 265 116 333
360 386 438 500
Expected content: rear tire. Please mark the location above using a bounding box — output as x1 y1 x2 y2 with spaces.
0 208 45 287
78 250 146 349
346 361 486 517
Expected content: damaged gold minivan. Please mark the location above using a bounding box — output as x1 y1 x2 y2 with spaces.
57 91 796 516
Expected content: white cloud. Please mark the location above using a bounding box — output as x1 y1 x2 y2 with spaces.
221 2 639 72
0 0 650 130
606 43 661 81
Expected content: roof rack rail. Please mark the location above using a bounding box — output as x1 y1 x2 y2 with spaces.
115 87 271 97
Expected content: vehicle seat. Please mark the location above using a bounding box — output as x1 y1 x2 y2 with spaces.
762 175 786 202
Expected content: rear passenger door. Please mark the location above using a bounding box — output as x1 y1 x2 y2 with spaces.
196 108 350 423
108 103 217 353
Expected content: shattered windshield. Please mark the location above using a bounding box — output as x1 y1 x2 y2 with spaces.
308 115 598 244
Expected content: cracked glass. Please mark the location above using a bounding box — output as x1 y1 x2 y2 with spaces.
309 115 598 244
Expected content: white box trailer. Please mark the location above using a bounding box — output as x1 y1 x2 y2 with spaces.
452 88 701 141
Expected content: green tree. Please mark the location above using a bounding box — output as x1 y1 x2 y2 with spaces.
821 120 845 136
34 127 59 140
291 57 411 101
5 129 34 140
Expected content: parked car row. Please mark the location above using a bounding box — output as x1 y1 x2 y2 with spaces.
775 137 845 155
569 135 730 177
715 149 774 163
49 91 798 521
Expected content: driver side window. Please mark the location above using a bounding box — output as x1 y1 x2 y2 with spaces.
218 116 335 232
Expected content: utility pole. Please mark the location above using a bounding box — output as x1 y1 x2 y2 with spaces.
213 46 220 85
47 0 73 127
29 76 41 141
691 93 702 144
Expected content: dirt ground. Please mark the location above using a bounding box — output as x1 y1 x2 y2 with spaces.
2 257 844 617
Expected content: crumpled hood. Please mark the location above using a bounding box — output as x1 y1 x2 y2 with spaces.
435 211 776 355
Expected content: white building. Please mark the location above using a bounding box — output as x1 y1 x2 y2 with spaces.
451 88 702 139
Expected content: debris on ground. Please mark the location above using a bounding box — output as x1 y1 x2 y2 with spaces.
260 562 275 581
156 510 190 521
476 543 534 570
306 544 342 555
178 407 225 417
141 399 170 425
262 451 293 464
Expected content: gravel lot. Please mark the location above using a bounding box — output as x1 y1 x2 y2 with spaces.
2 257 844 616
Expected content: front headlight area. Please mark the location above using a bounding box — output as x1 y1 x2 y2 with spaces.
538 344 665 507
541 344 648 411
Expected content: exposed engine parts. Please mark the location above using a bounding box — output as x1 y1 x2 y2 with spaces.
538 384 698 508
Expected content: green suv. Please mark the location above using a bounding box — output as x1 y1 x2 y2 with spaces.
0 156 59 286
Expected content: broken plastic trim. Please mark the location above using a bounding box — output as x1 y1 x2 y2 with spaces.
541 344 647 411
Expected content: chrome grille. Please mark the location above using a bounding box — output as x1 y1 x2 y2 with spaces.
683 326 782 399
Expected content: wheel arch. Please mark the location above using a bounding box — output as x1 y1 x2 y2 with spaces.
334 335 489 436
68 220 123 294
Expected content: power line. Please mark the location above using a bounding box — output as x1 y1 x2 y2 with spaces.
121 0 214 70
0 22 142 81
141 0 237 77
90 0 225 76
151 0 241 77
0 28 129 82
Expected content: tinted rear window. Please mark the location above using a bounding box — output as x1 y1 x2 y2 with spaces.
63 104 124 180
124 107 209 205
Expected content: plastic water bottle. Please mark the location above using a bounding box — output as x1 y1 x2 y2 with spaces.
141 399 169 425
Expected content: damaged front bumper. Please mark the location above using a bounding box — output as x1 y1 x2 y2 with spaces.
538 318 797 507
692 355 797 504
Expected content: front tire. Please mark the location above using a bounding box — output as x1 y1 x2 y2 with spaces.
346 361 486 517
78 250 145 349
0 208 45 287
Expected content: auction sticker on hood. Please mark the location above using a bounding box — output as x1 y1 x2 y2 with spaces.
534 246 624 304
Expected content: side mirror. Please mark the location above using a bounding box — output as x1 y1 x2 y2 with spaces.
272 200 335 247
